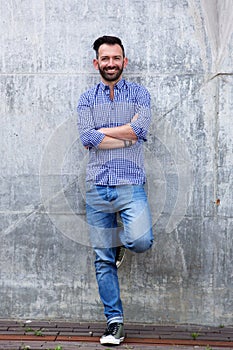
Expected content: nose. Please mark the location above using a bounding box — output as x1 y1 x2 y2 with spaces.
107 58 115 66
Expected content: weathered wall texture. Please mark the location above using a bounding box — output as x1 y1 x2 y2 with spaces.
0 0 232 325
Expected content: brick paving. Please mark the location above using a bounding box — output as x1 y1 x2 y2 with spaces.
0 320 232 349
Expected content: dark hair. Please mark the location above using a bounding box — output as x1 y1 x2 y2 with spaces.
93 36 125 58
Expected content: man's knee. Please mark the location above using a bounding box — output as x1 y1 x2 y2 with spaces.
126 232 154 253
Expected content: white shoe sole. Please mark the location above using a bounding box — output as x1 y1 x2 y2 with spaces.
100 335 125 345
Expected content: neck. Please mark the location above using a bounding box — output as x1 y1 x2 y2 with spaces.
101 76 122 88
101 77 123 100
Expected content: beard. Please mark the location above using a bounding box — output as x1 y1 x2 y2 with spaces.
98 64 124 82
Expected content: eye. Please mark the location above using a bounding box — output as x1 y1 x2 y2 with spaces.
101 57 108 62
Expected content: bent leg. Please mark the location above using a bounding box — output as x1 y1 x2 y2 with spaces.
119 185 154 253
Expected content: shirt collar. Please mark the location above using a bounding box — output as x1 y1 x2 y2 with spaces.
99 78 126 91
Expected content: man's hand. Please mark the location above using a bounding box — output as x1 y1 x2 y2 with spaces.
131 113 139 122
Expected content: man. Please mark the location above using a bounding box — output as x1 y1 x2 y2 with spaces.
77 35 154 346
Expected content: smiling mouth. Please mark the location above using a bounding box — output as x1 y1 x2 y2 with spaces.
105 68 118 73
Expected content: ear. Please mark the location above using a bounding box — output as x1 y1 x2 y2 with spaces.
123 57 128 68
93 59 99 70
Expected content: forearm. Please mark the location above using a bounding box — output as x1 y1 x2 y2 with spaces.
99 123 138 141
98 135 135 149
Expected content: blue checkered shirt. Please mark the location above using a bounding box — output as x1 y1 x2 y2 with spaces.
77 78 151 185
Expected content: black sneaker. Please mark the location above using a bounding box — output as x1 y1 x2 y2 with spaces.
100 322 125 345
115 246 125 268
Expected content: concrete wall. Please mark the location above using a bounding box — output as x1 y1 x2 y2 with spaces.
0 0 232 325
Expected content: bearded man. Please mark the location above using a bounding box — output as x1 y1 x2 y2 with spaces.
77 35 154 346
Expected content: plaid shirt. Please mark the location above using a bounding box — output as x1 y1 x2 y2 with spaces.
77 78 151 185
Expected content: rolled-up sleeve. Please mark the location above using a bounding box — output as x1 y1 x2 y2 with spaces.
77 94 105 148
130 87 151 141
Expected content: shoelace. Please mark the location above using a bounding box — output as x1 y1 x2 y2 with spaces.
105 322 119 335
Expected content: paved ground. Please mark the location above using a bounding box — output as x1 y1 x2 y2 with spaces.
0 342 230 350
0 320 232 350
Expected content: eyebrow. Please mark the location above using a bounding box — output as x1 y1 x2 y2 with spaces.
100 55 122 59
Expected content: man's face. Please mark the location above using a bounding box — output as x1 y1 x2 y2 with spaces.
93 44 128 84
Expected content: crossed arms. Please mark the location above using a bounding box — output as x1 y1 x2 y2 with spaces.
77 87 151 150
78 108 151 150
97 114 138 149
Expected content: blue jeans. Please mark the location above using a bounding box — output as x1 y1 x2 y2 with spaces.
86 184 154 325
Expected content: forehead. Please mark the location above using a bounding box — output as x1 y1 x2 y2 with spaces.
98 43 123 57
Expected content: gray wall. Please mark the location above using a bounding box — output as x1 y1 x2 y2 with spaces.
1 0 233 326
